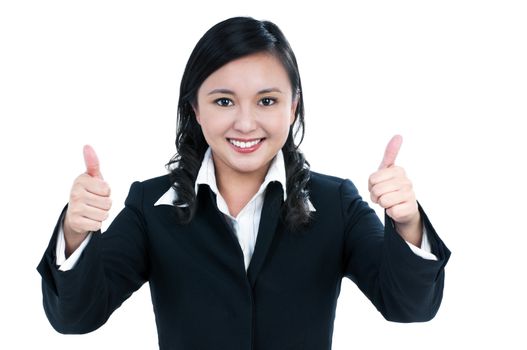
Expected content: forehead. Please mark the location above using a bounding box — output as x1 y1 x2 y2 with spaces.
199 52 292 94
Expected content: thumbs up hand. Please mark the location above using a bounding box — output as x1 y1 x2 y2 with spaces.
63 145 112 255
368 135 422 245
83 144 104 179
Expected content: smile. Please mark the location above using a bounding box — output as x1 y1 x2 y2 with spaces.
227 138 265 153
228 138 263 148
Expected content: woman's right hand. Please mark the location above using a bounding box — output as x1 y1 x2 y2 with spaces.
63 145 112 255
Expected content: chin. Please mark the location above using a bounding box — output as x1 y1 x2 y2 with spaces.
227 156 270 172
231 163 267 174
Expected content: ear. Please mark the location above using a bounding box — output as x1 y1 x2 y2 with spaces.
193 104 201 125
290 96 299 125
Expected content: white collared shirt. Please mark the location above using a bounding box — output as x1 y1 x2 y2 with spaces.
56 149 436 271
155 148 315 270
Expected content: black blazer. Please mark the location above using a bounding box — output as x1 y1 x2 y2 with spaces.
37 172 450 350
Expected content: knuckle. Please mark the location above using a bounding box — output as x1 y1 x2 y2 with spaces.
74 174 90 188
99 198 109 210
368 174 377 185
68 205 80 217
69 189 82 202
393 166 403 176
99 198 112 210
101 181 111 196
73 174 85 184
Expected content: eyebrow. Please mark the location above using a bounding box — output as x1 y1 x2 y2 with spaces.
207 87 283 95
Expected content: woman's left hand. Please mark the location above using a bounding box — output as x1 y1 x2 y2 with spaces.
368 135 422 246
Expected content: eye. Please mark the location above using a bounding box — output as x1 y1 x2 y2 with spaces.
215 98 233 107
259 97 277 106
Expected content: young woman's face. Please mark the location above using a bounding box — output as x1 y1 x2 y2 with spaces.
194 52 297 180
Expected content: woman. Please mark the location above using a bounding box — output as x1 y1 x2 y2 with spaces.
38 16 450 350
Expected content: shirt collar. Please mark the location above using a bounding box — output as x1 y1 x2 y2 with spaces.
194 147 287 203
154 147 315 212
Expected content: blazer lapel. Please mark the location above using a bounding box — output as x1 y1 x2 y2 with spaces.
247 182 283 287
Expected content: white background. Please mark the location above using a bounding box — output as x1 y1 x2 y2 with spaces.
1 0 526 349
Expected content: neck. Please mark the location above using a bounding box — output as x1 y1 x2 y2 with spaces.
213 158 271 217
215 162 269 195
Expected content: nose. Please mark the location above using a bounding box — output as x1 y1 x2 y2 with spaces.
233 105 257 133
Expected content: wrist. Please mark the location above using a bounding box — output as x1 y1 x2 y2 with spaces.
394 212 422 247
63 218 90 258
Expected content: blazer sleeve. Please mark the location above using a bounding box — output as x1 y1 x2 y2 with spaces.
340 179 451 322
36 181 150 334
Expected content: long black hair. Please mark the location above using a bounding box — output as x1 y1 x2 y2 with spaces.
167 16 311 230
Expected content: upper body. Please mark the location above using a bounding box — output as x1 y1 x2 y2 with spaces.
37 16 451 350
38 167 450 349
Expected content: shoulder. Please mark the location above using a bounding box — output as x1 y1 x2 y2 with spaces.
308 171 362 204
308 171 346 187
308 171 357 192
140 173 173 191
126 174 173 206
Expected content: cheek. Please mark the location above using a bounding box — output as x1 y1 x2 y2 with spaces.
281 106 295 134
268 115 293 140
199 114 229 139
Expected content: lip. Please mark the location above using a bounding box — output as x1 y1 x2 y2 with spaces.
228 138 263 142
227 138 265 154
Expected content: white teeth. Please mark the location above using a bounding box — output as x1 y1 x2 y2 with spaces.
229 139 262 148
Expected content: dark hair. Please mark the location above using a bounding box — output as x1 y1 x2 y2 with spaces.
167 16 311 230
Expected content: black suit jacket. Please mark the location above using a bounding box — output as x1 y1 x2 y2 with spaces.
37 172 450 350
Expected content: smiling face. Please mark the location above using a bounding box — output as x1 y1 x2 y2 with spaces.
194 52 298 182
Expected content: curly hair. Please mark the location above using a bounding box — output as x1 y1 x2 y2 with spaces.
166 17 311 231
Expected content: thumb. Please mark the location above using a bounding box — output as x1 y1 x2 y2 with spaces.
83 144 103 179
379 134 403 170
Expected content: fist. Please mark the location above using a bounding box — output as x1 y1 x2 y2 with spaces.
368 135 419 225
64 145 112 235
